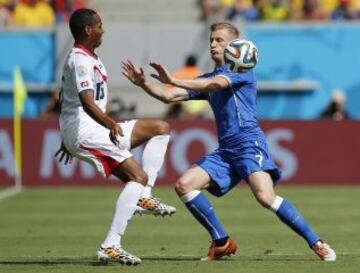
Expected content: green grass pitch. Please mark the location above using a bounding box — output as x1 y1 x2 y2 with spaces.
0 186 359 273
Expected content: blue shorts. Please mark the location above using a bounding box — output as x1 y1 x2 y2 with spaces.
196 140 281 197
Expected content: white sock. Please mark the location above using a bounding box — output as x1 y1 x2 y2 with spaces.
141 185 153 199
270 196 284 212
180 190 201 203
102 181 144 248
141 135 170 198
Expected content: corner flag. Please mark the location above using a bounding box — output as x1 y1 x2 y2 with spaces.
13 67 27 187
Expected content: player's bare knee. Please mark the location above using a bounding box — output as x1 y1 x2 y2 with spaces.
154 120 171 135
254 191 275 208
174 178 189 196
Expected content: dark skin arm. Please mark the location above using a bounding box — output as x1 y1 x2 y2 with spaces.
79 90 123 145
55 90 124 164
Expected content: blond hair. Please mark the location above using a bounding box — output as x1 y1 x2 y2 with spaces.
210 22 239 39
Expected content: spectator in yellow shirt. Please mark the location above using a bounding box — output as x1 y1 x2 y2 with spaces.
12 0 55 27
262 0 290 21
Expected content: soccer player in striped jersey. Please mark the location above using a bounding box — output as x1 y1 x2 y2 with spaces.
122 22 336 262
56 8 175 266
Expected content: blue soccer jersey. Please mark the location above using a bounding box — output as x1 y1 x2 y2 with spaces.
188 65 264 148
187 65 281 196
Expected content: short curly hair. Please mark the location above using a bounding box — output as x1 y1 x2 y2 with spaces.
69 8 97 42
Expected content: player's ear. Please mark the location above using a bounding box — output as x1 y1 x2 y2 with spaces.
84 25 92 37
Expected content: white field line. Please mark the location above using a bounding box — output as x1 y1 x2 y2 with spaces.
0 186 22 202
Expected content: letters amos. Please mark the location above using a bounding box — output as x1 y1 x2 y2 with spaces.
0 120 359 186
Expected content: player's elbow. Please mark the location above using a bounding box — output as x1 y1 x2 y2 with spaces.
82 102 92 114
204 77 228 92
159 95 171 103
206 82 223 92
82 102 97 116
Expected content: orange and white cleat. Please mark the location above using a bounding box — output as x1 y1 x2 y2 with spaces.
134 196 176 216
201 238 237 261
312 240 336 261
97 246 141 265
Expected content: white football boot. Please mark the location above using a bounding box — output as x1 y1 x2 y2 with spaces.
97 246 141 265
134 196 176 217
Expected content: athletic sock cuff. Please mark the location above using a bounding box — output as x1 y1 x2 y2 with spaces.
270 196 284 212
126 181 145 190
180 190 201 203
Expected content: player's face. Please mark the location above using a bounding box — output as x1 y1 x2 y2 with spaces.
89 14 104 48
210 29 233 65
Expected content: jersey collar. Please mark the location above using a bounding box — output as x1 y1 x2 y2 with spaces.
74 44 98 59
214 64 228 73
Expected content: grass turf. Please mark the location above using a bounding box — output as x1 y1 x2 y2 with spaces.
0 186 359 273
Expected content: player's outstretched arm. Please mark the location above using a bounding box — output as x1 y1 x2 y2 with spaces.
121 59 188 103
150 62 229 93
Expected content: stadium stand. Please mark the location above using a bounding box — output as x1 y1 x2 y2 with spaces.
1 1 360 119
93 0 200 22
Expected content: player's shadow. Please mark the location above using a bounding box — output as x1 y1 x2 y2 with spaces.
0 256 229 266
141 256 202 261
0 257 97 266
141 256 311 262
0 255 313 266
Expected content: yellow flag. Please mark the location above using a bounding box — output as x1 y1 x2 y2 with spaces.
13 67 27 181
13 67 27 116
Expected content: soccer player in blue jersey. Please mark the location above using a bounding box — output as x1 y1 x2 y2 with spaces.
121 22 336 262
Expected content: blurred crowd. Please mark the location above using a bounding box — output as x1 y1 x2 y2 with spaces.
199 0 360 23
0 0 88 27
2 0 354 120
2 0 360 28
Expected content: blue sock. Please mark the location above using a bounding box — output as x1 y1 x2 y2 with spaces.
274 198 319 247
183 191 227 240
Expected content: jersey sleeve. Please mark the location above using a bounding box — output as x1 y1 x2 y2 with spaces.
73 53 95 93
218 70 255 89
186 74 209 100
187 89 207 100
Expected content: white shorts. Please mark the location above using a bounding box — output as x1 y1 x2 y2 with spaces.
63 119 137 177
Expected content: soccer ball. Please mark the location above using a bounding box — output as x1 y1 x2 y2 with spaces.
224 39 259 73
